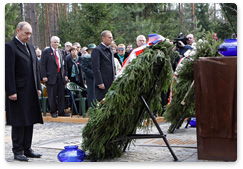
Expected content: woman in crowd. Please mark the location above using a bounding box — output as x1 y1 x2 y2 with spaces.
65 46 85 88
114 44 129 67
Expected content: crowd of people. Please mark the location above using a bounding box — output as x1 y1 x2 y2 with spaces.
35 31 149 118
5 21 195 161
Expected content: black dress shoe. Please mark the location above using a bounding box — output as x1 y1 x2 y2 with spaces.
24 151 42 158
58 113 70 117
51 112 58 118
14 154 29 161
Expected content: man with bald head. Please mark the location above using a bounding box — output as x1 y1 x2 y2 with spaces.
5 22 43 161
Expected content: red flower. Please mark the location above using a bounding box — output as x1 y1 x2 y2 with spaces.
51 53 53 55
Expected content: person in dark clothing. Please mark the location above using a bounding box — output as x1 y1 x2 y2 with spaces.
40 36 70 118
91 30 116 101
82 44 96 108
64 46 85 88
64 46 87 113
62 41 72 60
126 43 133 55
73 42 82 57
173 34 195 70
5 22 43 162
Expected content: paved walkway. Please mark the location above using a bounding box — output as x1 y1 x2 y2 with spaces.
4 120 208 163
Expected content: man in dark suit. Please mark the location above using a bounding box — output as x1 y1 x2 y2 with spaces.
40 36 69 118
5 22 43 161
91 30 116 101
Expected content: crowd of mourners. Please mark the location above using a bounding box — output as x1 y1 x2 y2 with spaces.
5 22 197 162
36 32 150 118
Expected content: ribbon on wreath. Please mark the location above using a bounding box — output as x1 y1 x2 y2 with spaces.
116 34 165 79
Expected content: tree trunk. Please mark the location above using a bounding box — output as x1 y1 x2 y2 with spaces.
191 3 195 31
54 3 58 35
30 3 38 47
35 3 41 49
180 3 184 33
20 3 25 21
45 3 50 46
50 3 55 37
25 4 33 45
42 4 47 48
64 3 67 19
56 4 60 34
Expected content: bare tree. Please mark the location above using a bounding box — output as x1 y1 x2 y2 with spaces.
41 4 47 48
35 3 41 49
179 3 184 33
20 3 25 21
45 3 50 46
191 3 195 30
50 3 55 37
25 4 32 44
30 3 38 47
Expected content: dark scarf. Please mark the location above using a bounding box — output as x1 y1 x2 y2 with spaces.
71 56 81 83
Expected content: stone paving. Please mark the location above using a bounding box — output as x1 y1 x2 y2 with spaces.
5 121 206 162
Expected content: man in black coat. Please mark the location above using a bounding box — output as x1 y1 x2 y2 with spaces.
5 22 43 161
40 36 69 118
91 30 116 101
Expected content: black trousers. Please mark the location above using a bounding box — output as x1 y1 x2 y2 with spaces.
46 72 65 114
11 125 33 155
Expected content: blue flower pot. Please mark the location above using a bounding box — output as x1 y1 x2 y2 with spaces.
57 145 86 162
189 118 196 127
218 39 237 56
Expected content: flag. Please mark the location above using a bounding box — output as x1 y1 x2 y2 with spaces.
116 34 165 79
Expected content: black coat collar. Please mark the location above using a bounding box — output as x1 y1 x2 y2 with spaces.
99 43 112 62
13 37 31 58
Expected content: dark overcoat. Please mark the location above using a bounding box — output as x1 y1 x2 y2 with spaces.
5 37 43 126
81 56 94 108
64 56 85 88
91 43 115 101
40 47 65 85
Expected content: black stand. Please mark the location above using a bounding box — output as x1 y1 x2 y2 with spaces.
112 63 178 161
66 88 79 115
111 95 178 161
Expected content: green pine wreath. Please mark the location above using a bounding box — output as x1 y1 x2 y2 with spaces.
164 31 223 132
81 40 178 160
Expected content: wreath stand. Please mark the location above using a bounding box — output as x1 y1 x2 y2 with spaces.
111 63 178 162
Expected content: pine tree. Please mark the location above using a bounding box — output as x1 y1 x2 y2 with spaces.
188 16 205 40
195 3 210 32
5 4 20 42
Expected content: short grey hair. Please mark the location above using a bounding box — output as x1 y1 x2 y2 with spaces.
136 35 146 42
73 42 81 47
16 22 31 30
65 41 72 46
51 36 60 42
101 30 111 39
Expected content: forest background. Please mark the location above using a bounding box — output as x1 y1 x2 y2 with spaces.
5 3 237 50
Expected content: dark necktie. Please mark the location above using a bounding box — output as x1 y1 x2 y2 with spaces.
24 44 30 56
54 50 60 73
